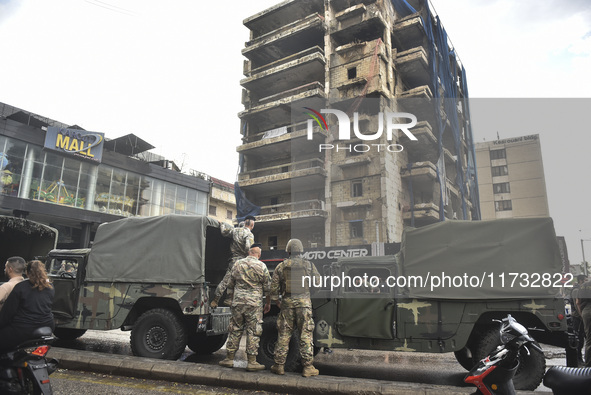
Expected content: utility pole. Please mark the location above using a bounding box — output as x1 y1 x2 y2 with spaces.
581 238 591 277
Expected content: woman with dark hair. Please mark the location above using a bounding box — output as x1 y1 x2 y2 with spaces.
0 260 54 352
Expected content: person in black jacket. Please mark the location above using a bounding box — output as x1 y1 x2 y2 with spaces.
0 260 54 352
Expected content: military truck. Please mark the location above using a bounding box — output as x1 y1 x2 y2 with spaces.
46 215 232 360
0 215 58 276
258 218 569 390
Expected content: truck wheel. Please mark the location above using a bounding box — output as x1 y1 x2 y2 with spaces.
257 315 300 371
130 308 187 360
187 332 228 354
53 328 87 341
474 326 546 390
454 347 474 370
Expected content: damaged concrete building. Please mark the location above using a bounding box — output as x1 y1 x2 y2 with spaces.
237 0 480 251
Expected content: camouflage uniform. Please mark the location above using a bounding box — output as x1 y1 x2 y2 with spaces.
213 223 255 304
225 255 271 356
270 256 321 367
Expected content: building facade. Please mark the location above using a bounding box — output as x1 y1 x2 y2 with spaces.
476 134 550 219
0 103 209 248
208 177 237 225
237 0 479 251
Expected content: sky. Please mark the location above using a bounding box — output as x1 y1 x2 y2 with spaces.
1 0 590 265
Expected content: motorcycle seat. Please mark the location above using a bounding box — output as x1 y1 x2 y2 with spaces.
30 326 53 338
543 366 591 395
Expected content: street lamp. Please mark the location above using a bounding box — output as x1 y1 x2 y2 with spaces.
581 238 591 277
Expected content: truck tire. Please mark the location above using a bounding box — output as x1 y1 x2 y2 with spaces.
187 332 228 355
454 347 474 370
257 315 300 371
53 328 87 341
130 308 187 360
473 326 546 390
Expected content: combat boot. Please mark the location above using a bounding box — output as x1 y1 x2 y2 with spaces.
301 364 319 377
270 364 285 375
218 351 235 368
246 354 265 372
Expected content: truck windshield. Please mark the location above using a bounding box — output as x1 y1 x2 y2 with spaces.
48 258 78 278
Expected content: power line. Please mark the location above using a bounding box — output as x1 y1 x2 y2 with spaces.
83 0 137 17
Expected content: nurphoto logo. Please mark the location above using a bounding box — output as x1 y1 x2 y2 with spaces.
304 108 418 153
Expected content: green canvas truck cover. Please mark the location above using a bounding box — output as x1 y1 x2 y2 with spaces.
85 214 220 284
398 217 563 299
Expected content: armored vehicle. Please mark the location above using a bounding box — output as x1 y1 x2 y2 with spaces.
259 218 569 390
46 215 232 360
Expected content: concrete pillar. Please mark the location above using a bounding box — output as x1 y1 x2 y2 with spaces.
18 147 35 199
85 165 98 211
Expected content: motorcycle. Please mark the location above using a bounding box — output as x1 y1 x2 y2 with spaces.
464 314 591 395
0 326 59 394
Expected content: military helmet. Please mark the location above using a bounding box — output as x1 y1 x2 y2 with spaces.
286 238 304 254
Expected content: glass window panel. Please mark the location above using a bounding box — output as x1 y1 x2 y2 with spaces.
95 166 113 213
175 186 188 215
125 172 141 217
163 182 176 215
109 168 127 214
2 139 27 197
186 189 197 214
61 157 82 207
39 152 64 203
196 191 207 215
138 176 153 216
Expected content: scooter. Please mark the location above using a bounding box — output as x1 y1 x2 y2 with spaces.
0 326 59 394
464 314 591 395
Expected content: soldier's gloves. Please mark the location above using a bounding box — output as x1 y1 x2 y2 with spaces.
210 300 218 309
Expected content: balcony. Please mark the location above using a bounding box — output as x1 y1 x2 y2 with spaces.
237 122 328 161
239 83 327 133
395 46 430 88
244 0 324 39
241 47 326 100
402 202 440 226
331 3 388 46
243 14 325 69
392 12 425 51
238 158 326 194
256 199 328 223
401 161 459 196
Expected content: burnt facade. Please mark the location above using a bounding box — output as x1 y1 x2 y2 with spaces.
238 0 479 251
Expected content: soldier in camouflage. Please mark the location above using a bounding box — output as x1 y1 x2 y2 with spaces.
218 245 271 371
268 239 321 377
210 215 255 308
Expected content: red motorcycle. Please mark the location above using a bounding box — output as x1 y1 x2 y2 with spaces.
465 315 591 395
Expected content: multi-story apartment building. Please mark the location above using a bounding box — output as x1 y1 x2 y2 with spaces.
237 0 480 251
476 134 550 220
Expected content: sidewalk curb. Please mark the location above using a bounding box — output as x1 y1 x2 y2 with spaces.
47 347 547 394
